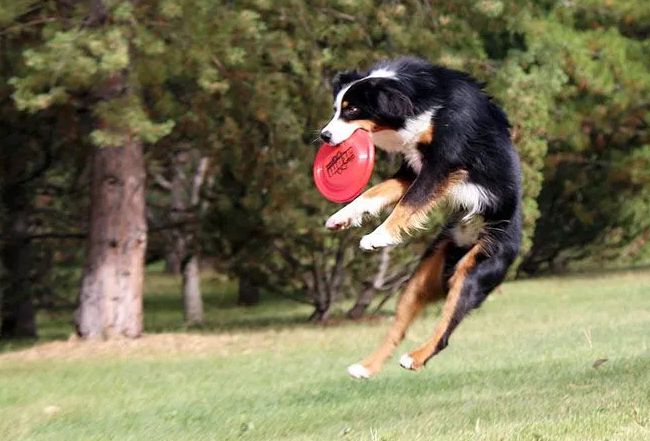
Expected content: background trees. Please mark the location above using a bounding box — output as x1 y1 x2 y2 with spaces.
1 0 648 338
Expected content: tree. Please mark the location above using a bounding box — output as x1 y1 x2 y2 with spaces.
11 0 173 338
519 1 650 272
151 146 209 324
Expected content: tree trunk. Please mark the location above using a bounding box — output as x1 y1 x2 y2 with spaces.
168 148 187 276
164 248 181 275
182 254 203 325
1 198 36 338
347 248 391 319
308 252 334 323
75 136 147 339
166 149 208 323
237 277 260 306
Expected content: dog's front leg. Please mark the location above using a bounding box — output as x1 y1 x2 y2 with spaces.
360 169 468 251
325 178 410 230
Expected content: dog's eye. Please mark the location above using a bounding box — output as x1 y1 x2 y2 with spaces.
346 106 360 115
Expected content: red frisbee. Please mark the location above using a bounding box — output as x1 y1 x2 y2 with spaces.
313 129 375 203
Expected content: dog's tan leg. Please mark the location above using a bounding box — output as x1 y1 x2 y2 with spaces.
399 243 482 370
326 178 410 230
347 240 449 379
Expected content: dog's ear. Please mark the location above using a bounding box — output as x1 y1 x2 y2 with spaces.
331 70 364 97
373 82 414 124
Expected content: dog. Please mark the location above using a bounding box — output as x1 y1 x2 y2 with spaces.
320 57 522 379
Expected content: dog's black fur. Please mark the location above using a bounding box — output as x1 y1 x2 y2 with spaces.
321 57 522 376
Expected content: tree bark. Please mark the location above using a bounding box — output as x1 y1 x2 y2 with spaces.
182 255 203 325
166 148 208 324
164 248 181 275
347 248 391 319
75 136 147 339
166 149 187 276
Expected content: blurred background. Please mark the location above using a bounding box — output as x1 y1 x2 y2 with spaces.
0 0 649 341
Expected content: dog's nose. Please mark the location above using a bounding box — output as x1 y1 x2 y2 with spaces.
320 130 333 144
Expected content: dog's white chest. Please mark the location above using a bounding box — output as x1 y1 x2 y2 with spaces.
371 110 434 174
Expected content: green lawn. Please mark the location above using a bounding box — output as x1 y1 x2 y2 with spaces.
1 269 649 440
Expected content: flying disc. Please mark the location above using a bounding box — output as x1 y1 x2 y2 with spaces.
313 129 375 203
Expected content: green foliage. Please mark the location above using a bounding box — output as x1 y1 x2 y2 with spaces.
9 1 174 147
522 1 650 272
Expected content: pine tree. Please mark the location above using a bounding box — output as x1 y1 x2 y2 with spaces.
10 1 173 338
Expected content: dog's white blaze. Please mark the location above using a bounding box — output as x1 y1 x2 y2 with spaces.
448 182 494 221
321 118 358 146
322 69 397 145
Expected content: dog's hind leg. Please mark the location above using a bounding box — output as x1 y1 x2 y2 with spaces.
398 241 510 371
347 239 449 379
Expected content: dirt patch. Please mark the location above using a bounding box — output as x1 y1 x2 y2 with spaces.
0 317 383 364
0 331 285 363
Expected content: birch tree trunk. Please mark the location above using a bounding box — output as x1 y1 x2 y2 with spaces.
75 135 147 339
168 149 208 325
182 255 203 324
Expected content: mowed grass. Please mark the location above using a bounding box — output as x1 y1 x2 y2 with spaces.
1 269 649 441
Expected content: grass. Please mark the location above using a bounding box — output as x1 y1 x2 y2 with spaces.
0 268 649 440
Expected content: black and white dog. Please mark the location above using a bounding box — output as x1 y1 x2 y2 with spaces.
320 57 522 379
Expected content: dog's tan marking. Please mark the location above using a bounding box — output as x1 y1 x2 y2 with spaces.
347 119 393 134
342 101 349 109
381 170 468 239
363 178 410 201
418 123 435 144
355 240 450 376
351 119 376 133
406 242 483 369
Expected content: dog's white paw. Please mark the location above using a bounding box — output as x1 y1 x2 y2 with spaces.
326 197 387 230
347 363 371 379
399 354 415 370
325 209 360 230
360 227 398 251
399 353 415 370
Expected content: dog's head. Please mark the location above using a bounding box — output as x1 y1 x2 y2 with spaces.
320 69 414 146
